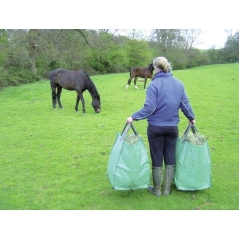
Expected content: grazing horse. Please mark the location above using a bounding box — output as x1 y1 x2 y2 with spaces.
126 63 154 90
48 69 101 114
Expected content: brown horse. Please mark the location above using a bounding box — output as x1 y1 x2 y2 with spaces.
126 63 154 90
48 69 101 114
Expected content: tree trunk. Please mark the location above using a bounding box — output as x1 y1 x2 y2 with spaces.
28 29 37 74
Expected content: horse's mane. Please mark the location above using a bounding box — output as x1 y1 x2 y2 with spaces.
83 71 100 99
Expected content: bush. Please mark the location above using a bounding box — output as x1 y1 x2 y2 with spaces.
0 67 41 88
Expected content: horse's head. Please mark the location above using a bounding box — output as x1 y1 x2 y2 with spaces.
149 63 154 72
92 95 101 113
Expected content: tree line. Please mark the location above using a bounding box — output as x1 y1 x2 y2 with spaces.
0 29 238 87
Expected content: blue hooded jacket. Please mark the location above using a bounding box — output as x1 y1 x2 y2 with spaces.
132 71 195 126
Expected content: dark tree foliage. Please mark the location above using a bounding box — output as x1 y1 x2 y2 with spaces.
0 29 237 88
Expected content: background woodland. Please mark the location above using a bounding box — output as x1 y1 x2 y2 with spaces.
0 29 238 87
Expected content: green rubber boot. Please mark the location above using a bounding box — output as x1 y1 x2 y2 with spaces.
148 167 162 197
163 165 175 196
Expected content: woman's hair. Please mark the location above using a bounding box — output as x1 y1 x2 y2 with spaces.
153 56 172 72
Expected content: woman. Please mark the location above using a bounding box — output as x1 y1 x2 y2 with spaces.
126 56 196 197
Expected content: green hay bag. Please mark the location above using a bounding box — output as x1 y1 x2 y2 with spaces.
174 124 212 191
107 123 150 190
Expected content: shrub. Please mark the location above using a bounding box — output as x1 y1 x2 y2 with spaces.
0 67 41 88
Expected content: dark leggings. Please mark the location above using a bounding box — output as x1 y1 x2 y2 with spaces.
147 124 178 167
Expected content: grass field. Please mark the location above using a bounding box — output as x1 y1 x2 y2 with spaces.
0 63 238 210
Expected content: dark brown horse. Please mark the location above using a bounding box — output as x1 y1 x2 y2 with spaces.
126 63 154 90
48 69 101 114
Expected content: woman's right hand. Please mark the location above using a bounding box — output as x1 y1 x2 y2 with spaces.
126 116 133 124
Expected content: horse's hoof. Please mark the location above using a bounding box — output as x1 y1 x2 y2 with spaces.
126 85 129 89
75 111 79 113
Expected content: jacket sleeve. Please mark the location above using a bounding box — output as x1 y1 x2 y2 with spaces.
131 85 157 120
179 90 195 121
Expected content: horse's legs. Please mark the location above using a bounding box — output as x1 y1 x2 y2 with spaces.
134 77 138 89
56 85 63 108
75 95 80 112
144 78 148 90
126 77 133 89
75 92 85 113
51 85 57 109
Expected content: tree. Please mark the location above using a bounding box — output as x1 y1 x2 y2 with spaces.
86 30 125 73
27 29 38 73
207 47 219 64
0 28 234 85
5 30 31 70
180 29 202 49
223 30 239 63
0 30 8 67
124 39 153 69
149 29 181 58
124 29 150 41
148 29 205 69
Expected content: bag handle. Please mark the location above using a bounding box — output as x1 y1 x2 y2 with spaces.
182 123 199 140
121 123 139 139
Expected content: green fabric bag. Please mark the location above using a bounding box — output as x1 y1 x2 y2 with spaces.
107 123 150 190
174 124 212 191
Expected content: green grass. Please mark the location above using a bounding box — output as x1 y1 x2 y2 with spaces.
0 63 239 210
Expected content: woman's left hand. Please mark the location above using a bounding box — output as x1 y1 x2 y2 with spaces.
190 119 196 124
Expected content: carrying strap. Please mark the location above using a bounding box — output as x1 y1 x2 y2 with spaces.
182 123 199 140
121 123 139 140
